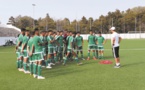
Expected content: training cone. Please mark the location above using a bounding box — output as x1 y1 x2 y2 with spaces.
99 60 113 64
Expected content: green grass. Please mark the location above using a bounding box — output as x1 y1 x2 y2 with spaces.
0 39 145 90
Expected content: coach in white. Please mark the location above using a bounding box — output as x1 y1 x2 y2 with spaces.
110 27 122 68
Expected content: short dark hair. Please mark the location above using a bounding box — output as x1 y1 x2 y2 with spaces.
30 31 35 36
48 30 52 32
69 31 72 33
59 31 63 33
34 28 39 31
73 31 76 34
21 28 26 32
25 30 29 32
77 32 80 34
98 31 101 34
40 30 45 33
89 30 93 32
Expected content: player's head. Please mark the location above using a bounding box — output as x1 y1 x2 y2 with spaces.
89 30 93 35
21 28 26 35
53 32 57 36
77 32 80 36
67 31 70 36
72 32 76 37
25 30 30 36
34 28 39 35
98 31 102 36
59 31 63 36
69 31 73 36
48 30 52 35
56 31 60 35
64 29 68 33
110 27 115 33
40 30 45 36
30 31 35 37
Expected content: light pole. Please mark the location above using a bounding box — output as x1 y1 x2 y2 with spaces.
90 19 92 30
32 4 36 29
101 19 103 33
135 17 137 33
112 18 113 26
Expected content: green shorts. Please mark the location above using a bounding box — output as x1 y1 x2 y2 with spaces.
54 46 58 52
67 48 72 53
58 46 63 53
16 52 21 59
76 46 83 51
98 45 104 51
34 52 44 61
29 54 35 62
42 48 46 56
23 50 28 58
18 47 23 57
48 47 56 54
88 45 96 50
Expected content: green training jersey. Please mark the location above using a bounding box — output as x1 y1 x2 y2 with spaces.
75 36 83 46
97 36 105 45
47 36 54 47
40 36 45 48
18 34 24 47
22 36 29 50
67 36 74 49
33 35 43 52
27 37 33 52
57 36 63 46
88 35 96 46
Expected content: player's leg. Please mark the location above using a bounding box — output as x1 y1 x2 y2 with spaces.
76 46 79 56
87 46 91 60
80 46 85 60
113 47 120 68
46 47 53 69
33 54 38 78
100 46 104 59
37 52 45 79
23 51 30 74
16 51 20 69
53 46 58 64
41 48 46 67
63 49 71 65
95 45 98 58
18 48 24 71
72 50 82 65
29 56 33 75
59 46 63 62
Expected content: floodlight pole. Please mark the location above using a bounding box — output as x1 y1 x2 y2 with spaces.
32 4 36 29
90 19 92 30
135 17 137 33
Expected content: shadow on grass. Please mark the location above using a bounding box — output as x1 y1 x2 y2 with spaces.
122 62 145 67
43 65 84 78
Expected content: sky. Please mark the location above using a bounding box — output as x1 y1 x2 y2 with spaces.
0 0 145 24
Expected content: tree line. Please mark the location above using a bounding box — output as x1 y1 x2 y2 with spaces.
8 6 145 34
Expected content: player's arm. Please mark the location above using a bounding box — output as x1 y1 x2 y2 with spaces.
82 37 84 46
21 43 26 53
27 46 30 53
16 41 22 50
112 37 115 46
29 44 34 56
103 37 107 45
95 37 98 45
119 37 122 43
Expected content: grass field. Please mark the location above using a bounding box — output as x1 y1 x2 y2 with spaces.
0 39 145 90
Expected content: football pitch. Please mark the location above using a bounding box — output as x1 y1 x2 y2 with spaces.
0 39 145 90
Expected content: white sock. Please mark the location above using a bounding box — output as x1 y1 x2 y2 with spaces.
116 63 120 66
